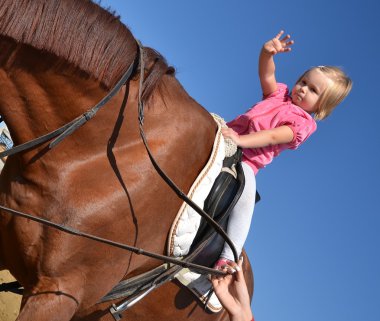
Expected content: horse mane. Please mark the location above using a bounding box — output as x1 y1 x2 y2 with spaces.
0 0 174 98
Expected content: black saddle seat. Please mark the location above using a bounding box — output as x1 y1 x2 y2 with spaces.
189 148 260 267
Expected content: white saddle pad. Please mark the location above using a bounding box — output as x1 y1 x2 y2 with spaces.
167 119 225 257
167 114 236 313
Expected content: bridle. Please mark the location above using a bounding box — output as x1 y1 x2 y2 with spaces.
0 40 238 277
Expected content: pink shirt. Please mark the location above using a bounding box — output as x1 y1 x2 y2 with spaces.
227 83 317 174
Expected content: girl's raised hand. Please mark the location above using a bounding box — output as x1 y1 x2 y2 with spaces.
263 30 294 55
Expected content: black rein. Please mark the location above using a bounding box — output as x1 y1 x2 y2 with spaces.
0 41 238 278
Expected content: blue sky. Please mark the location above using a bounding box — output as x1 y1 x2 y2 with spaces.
101 1 378 320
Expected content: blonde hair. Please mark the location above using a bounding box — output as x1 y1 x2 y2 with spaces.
296 66 352 120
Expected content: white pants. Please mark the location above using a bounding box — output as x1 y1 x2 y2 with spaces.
220 162 256 261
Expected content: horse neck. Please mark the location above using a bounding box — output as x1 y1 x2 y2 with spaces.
0 42 112 151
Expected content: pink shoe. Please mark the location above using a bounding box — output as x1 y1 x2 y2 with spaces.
213 258 234 270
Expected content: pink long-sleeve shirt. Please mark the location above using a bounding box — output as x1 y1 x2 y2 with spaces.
227 83 317 174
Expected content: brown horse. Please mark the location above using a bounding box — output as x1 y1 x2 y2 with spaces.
0 1 253 320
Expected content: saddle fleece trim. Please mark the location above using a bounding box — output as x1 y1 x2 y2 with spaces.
167 119 225 257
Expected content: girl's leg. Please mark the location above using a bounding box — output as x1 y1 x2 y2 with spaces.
220 162 256 261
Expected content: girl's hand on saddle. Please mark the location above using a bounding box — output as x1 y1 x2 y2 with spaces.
211 258 253 321
222 127 241 146
263 30 294 56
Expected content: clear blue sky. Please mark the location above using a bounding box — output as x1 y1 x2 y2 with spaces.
100 1 379 320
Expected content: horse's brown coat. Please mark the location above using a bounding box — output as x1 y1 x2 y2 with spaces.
0 1 253 320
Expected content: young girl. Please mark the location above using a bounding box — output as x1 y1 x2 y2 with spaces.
215 30 352 268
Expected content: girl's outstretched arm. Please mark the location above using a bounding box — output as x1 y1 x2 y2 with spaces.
259 30 294 96
222 125 294 149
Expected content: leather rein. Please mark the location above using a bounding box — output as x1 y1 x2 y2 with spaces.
0 41 238 277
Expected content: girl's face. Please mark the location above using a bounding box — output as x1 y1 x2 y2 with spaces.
291 69 332 113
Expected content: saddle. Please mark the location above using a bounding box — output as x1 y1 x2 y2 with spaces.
173 148 260 312
185 147 260 267
191 148 246 261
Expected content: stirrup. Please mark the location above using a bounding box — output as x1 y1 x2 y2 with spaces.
109 285 157 321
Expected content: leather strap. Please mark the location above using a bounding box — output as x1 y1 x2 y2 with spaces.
136 41 239 262
0 50 138 159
